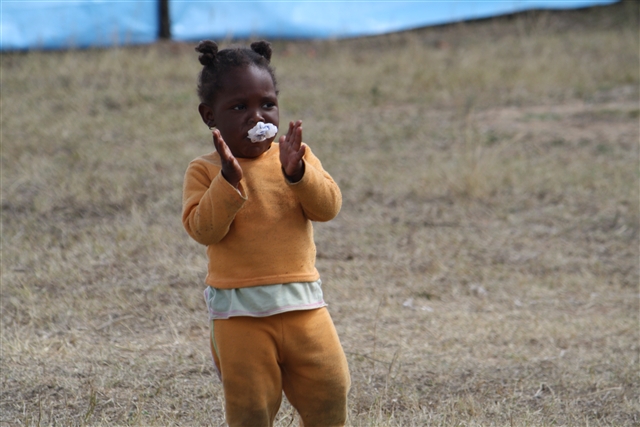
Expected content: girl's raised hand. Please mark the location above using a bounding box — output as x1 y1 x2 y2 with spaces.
279 120 306 182
212 129 243 188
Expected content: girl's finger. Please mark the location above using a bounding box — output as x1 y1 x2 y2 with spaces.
213 131 223 156
214 131 232 162
282 122 291 144
287 120 302 148
213 129 223 150
289 124 302 152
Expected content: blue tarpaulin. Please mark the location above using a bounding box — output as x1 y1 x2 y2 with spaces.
0 0 619 51
1 0 158 50
170 0 619 41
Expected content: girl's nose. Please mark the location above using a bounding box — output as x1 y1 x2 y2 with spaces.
248 108 264 125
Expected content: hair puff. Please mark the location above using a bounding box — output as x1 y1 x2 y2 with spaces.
250 40 272 62
195 40 219 67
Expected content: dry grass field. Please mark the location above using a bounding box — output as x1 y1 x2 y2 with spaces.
2 1 639 425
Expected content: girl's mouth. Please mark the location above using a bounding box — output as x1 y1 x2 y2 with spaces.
247 122 278 143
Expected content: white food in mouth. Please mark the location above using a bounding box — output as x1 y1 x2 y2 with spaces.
247 122 278 143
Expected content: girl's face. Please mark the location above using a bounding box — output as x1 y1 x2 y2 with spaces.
202 65 279 159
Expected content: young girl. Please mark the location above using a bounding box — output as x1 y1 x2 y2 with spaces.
182 40 350 427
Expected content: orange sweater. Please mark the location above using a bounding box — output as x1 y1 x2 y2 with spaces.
182 143 341 289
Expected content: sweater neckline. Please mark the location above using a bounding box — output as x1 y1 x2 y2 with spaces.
236 143 276 163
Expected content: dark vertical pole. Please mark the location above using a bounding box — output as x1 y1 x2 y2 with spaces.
159 0 171 39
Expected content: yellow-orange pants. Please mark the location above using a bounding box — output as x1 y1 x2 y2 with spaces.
210 307 350 427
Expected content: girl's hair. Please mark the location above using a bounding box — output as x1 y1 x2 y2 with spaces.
195 40 278 105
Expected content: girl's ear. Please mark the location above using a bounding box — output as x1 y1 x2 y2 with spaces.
198 103 215 128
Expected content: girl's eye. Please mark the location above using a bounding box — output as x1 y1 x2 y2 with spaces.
232 104 245 111
263 102 276 109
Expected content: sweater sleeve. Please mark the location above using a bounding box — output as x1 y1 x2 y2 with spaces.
182 159 247 246
287 146 342 222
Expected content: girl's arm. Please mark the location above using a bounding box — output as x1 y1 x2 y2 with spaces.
279 120 306 182
182 160 246 245
212 129 243 188
280 121 341 222
289 149 342 222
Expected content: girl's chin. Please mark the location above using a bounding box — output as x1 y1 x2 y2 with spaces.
237 141 271 158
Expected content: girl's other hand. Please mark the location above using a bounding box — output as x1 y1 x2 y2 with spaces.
279 120 305 182
212 129 243 188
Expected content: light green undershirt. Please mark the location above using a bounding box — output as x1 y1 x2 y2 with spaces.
204 279 326 320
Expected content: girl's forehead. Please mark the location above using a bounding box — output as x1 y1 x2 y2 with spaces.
220 65 276 93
